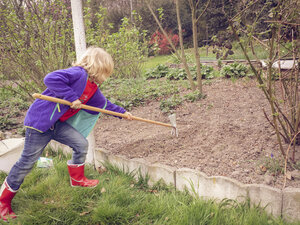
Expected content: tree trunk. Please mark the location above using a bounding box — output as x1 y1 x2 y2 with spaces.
191 7 203 93
175 0 196 91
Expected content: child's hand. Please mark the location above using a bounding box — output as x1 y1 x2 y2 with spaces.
124 112 133 120
71 99 82 109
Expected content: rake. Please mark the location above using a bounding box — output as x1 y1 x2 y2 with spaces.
32 93 178 137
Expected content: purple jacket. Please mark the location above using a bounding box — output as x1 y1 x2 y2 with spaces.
24 66 126 132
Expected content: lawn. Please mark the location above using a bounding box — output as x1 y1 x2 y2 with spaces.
142 43 269 74
0 149 294 225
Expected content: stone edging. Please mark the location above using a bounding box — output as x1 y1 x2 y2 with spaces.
94 148 300 223
0 138 25 173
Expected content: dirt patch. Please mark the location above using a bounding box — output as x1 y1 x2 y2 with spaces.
95 78 300 189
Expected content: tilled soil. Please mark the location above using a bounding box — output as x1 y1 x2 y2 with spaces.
95 78 300 189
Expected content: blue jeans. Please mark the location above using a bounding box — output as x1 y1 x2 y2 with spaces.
6 121 88 190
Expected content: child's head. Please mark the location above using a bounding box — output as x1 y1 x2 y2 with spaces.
73 46 114 84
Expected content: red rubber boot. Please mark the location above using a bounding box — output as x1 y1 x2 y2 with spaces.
0 178 17 221
67 162 99 187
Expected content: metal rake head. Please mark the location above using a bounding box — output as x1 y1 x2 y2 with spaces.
168 113 178 137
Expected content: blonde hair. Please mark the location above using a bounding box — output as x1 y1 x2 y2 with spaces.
73 46 114 83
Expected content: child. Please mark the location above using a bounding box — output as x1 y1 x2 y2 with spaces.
0 46 132 221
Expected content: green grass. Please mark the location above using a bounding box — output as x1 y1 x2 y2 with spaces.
185 46 218 60
227 42 269 60
142 47 217 73
142 41 270 72
142 55 173 72
0 150 296 225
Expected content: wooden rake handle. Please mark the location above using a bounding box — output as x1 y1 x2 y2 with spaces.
32 93 173 128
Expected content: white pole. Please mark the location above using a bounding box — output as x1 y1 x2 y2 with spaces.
71 0 86 60
71 0 95 165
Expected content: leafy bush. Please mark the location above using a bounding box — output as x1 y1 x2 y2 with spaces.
144 64 170 79
104 17 148 78
84 6 148 79
220 63 249 79
159 94 183 113
201 65 215 79
184 90 206 102
0 115 18 130
168 65 215 80
0 88 29 130
149 30 179 55
166 68 187 80
145 64 215 81
101 78 180 110
0 0 74 99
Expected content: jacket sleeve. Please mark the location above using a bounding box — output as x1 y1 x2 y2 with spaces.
85 89 126 116
105 99 126 114
44 69 81 103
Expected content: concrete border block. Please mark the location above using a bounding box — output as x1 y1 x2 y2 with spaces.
176 168 212 198
176 168 247 202
247 184 282 217
0 138 25 173
102 154 148 181
147 163 176 186
206 176 247 202
127 158 149 179
94 148 176 186
282 188 300 222
103 155 149 181
106 153 131 172
94 148 109 169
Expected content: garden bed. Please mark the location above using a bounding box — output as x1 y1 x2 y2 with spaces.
95 78 300 189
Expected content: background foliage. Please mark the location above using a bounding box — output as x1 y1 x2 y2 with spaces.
0 0 149 100
0 0 74 99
